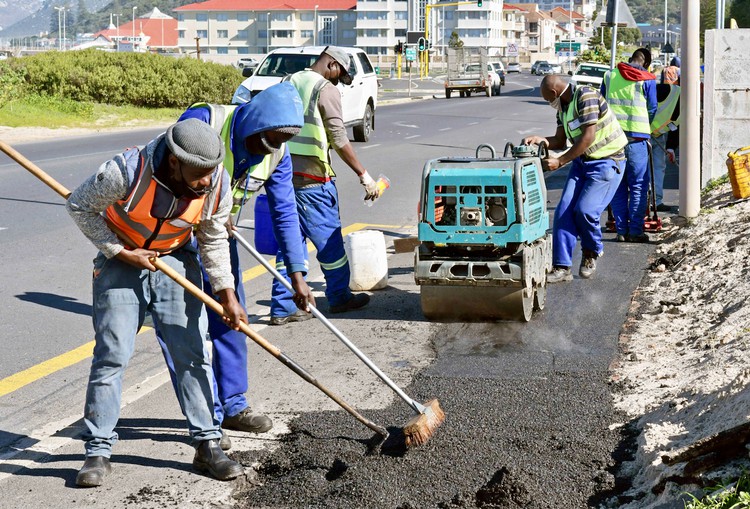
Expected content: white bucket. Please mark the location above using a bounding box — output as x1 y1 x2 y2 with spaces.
344 230 389 291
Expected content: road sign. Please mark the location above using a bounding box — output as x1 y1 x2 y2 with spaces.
507 43 518 57
556 51 579 57
405 46 417 61
555 42 581 53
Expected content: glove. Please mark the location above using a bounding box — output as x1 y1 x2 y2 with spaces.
666 149 676 164
359 171 379 201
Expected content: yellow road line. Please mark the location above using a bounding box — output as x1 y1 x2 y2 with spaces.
0 222 405 398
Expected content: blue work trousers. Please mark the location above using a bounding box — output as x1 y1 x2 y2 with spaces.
611 140 650 236
83 248 220 458
271 181 351 318
156 237 249 424
553 156 625 267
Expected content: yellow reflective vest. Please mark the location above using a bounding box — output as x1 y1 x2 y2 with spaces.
650 85 680 137
603 68 651 136
559 86 627 160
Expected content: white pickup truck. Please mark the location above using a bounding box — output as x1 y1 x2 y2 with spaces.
232 46 378 142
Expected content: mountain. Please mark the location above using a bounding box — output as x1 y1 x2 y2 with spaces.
0 0 44 33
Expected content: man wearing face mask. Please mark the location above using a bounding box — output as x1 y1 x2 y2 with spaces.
154 83 313 447
523 74 627 282
271 46 379 319
66 118 244 486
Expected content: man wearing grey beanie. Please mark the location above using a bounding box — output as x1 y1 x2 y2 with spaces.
66 118 244 487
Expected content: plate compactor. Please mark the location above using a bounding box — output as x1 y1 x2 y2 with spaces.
414 143 552 322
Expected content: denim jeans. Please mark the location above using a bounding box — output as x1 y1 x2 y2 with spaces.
610 140 650 236
271 180 351 318
82 246 220 457
651 137 667 206
553 156 625 268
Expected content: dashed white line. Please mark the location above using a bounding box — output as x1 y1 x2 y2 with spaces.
361 144 381 149
405 135 420 140
439 128 452 131
468 122 479 126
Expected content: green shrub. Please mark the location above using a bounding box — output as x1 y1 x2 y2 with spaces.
11 50 242 109
0 61 28 108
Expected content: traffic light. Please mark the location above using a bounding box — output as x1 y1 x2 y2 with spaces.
394 41 403 54
418 37 426 51
477 0 483 6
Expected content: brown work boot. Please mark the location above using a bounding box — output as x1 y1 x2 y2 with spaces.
76 456 111 487
220 430 231 451
222 408 273 433
269 309 313 326
192 439 243 480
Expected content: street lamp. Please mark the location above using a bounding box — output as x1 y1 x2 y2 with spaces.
314 5 318 46
114 13 120 51
267 12 271 52
54 6 64 51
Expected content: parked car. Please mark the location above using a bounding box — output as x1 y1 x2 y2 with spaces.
232 46 378 142
236 57 259 70
465 62 503 95
507 62 522 73
569 62 609 89
547 63 562 74
531 60 548 75
489 61 506 86
537 63 555 75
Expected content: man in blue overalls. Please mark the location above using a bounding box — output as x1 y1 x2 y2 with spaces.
156 83 313 447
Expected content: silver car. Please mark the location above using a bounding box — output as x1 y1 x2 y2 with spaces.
507 62 522 73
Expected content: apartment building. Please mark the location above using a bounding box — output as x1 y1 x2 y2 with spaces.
512 0 597 19
514 4 558 57
174 0 357 63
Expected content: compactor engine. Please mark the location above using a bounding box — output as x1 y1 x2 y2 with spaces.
414 143 552 321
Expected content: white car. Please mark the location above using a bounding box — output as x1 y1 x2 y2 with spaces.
570 62 609 89
232 46 378 142
235 57 259 70
464 63 503 96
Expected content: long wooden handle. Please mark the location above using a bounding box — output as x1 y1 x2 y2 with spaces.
0 140 72 199
0 139 387 438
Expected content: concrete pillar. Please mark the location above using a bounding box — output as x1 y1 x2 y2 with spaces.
679 0 700 218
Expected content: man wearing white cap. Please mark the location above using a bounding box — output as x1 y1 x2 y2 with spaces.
271 46 380 320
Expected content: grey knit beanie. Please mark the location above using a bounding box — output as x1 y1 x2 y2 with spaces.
165 118 225 169
273 126 302 136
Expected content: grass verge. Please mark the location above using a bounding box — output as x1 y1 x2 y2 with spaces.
0 95 182 130
684 472 750 508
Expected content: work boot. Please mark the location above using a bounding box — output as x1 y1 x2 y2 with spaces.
329 293 370 314
192 439 243 481
269 309 313 326
547 266 572 283
76 456 111 487
222 408 273 433
220 430 232 451
616 234 627 242
656 203 672 212
579 256 597 279
627 232 650 243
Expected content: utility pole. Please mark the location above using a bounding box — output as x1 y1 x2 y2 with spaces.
114 13 120 52
609 0 619 69
195 37 201 60
679 0 699 218
314 5 318 46
54 7 63 51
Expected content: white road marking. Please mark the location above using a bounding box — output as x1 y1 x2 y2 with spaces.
439 128 452 131
394 121 419 128
468 122 479 126
517 128 542 135
361 144 381 149
405 135 420 140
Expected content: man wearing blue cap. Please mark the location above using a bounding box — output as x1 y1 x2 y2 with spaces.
156 83 313 447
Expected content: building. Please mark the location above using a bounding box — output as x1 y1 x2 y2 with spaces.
174 0 357 64
93 8 178 53
510 0 597 19
513 3 558 61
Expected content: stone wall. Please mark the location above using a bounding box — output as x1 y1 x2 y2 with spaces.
703 29 750 186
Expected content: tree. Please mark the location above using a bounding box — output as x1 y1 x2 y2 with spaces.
448 31 463 49
729 0 750 27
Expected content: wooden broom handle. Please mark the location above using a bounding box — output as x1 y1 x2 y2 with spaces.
0 140 72 199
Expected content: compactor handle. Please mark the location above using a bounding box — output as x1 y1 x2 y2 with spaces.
538 140 549 160
476 144 496 159
503 142 515 158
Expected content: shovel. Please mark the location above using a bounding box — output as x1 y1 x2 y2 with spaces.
0 139 389 441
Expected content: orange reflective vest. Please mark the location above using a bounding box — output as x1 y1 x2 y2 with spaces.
104 150 222 253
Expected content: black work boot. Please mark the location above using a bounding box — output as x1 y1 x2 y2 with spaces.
329 293 370 314
76 456 111 487
220 430 232 451
222 408 273 433
192 439 243 480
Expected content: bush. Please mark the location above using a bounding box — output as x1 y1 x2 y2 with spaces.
9 50 243 109
0 61 27 108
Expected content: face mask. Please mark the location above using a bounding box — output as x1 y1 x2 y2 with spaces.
549 84 570 112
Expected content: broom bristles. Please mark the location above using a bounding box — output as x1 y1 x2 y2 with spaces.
403 399 445 447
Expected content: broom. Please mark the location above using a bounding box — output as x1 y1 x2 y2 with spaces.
0 139 389 441
232 231 444 447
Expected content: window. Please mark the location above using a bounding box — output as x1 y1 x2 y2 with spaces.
395 11 407 20
217 47 229 54
275 30 293 38
358 11 387 20
363 46 386 55
529 22 538 33
196 13 208 22
259 29 268 38
258 12 268 21
301 30 313 38
177 14 184 21
197 30 208 38
357 53 374 73
342 12 356 22
237 13 249 22
217 13 229 22
237 46 249 54
444 11 454 20
272 12 291 22
237 29 248 39
343 29 355 39
395 29 406 37
319 15 337 45
217 30 228 38
300 12 314 21
178 30 186 38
